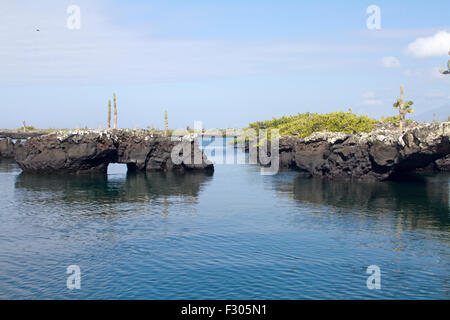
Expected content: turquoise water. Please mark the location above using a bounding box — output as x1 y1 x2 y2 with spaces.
0 138 448 299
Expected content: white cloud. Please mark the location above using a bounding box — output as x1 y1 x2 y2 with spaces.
406 30 450 58
362 91 383 106
381 56 401 68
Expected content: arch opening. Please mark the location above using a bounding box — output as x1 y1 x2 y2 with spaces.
107 163 129 175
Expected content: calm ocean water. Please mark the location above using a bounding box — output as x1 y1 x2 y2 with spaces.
0 137 448 299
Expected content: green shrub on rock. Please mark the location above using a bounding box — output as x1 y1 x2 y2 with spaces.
248 111 379 138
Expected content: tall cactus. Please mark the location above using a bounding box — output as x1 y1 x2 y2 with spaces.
107 99 111 130
113 93 117 129
439 52 450 75
393 85 414 131
164 110 168 136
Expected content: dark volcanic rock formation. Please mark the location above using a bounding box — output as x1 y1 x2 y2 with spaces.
278 136 298 169
415 154 450 172
14 130 214 174
0 131 46 140
435 155 450 171
273 122 449 180
0 138 15 158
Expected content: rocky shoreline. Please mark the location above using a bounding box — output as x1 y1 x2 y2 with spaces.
1 123 449 180
8 129 214 174
252 122 450 180
0 131 46 140
435 155 450 171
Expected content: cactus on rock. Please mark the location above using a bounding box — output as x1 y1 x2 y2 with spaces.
164 110 168 136
113 93 118 129
393 85 414 131
439 52 450 75
107 99 111 130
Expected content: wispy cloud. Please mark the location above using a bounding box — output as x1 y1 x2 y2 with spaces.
381 56 401 68
0 1 384 86
362 91 383 106
424 90 450 99
360 28 442 40
403 69 420 77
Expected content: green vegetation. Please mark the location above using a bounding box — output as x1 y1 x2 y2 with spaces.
164 110 168 136
17 125 37 132
393 85 414 130
234 85 420 142
105 93 117 129
439 52 450 75
248 111 379 138
108 99 111 130
113 93 118 129
381 115 400 124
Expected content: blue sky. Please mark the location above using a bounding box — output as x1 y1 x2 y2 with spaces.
0 0 449 129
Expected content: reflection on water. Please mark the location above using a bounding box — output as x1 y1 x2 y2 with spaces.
15 171 213 205
0 143 449 300
289 174 449 231
0 159 20 173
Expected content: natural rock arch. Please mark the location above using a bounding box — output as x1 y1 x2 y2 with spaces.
13 130 214 174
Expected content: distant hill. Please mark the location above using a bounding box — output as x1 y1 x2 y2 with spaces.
413 104 450 123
